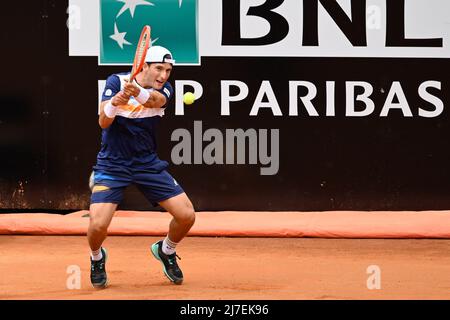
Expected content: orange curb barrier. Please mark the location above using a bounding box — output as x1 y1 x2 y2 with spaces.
1 211 450 238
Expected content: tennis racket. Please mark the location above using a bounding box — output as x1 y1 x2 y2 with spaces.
129 25 151 82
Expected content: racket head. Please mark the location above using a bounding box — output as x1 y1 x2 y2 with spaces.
129 25 151 82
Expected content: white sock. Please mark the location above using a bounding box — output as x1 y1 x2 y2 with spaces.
91 248 103 261
162 236 178 255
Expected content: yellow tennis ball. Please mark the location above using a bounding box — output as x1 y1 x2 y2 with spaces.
183 92 195 105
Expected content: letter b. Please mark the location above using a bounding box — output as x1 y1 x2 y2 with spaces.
222 0 289 45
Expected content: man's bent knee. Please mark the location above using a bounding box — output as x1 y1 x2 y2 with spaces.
88 203 117 235
88 212 112 235
177 206 196 227
89 218 109 235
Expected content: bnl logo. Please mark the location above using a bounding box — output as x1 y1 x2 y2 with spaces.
99 0 198 65
222 0 443 48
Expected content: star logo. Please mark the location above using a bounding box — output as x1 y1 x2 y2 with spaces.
116 0 155 18
99 0 199 64
109 23 132 49
151 37 159 46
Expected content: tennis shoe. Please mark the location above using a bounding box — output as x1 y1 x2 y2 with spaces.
151 240 183 285
90 247 108 288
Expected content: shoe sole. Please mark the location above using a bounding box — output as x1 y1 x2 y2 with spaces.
151 243 183 285
91 248 109 289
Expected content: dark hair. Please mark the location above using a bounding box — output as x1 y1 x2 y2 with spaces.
163 53 173 61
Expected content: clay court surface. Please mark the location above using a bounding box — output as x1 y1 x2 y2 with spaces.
1 236 450 300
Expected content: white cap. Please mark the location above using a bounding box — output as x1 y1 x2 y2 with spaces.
145 45 175 65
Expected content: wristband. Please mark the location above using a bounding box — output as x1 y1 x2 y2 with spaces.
135 88 151 104
104 101 118 118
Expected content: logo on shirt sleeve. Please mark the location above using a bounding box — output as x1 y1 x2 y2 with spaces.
105 89 113 96
163 88 171 97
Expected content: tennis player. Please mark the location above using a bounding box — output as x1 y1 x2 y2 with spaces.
88 46 195 288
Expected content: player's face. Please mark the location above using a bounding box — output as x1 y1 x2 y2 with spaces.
146 63 172 89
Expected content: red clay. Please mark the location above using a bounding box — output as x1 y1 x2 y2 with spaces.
1 236 450 300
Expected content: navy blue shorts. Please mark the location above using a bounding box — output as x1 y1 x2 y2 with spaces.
90 164 184 207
